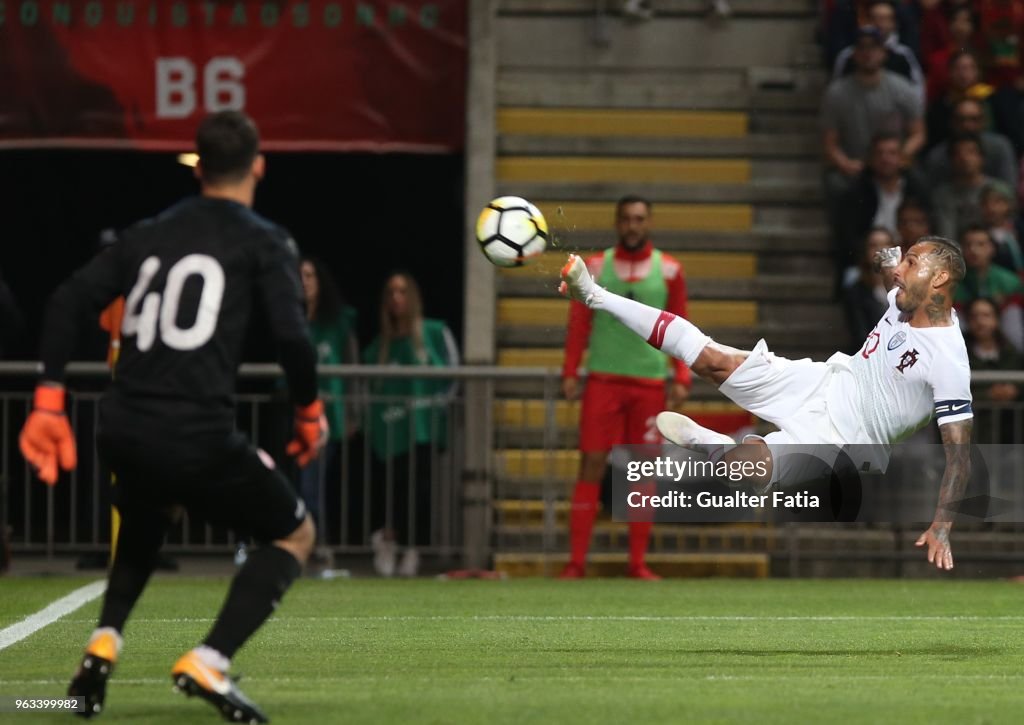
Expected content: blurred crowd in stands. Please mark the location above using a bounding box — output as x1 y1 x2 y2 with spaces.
822 1 1024 428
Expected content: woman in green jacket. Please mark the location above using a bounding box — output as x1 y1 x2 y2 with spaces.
364 271 458 576
298 257 359 543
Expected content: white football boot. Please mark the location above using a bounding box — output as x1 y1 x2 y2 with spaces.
659 411 776 493
559 254 604 308
656 411 735 453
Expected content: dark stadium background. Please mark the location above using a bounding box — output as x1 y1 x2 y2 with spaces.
0 151 465 360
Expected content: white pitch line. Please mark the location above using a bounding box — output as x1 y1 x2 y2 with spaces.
60 614 1024 624
0 678 166 686
0 581 106 652
2 673 1022 687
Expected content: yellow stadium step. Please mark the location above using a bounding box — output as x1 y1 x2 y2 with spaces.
497 348 568 368
494 516 773 547
500 251 757 280
497 449 579 480
493 552 770 578
495 499 571 525
497 157 751 184
495 399 746 429
538 201 752 232
497 108 749 138
497 299 758 328
494 504 773 541
496 399 581 429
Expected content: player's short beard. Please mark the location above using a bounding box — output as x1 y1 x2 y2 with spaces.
895 279 930 313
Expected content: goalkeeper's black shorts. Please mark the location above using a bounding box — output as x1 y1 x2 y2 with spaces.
97 416 306 545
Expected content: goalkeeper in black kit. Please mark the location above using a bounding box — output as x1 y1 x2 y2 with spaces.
19 111 326 724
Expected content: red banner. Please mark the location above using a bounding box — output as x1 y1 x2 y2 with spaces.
0 0 467 152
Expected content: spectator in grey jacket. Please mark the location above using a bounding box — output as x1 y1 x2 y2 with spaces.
821 25 925 268
822 26 925 180
925 98 1018 191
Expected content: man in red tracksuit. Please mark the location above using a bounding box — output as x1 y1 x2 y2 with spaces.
560 195 692 579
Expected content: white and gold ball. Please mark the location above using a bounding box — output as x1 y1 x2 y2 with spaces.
475 196 548 268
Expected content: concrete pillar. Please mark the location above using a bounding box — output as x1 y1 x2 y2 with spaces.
460 0 498 570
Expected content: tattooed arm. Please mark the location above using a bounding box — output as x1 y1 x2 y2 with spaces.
915 419 972 570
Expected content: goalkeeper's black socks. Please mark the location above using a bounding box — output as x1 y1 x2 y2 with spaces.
203 544 301 658
99 512 167 632
99 560 155 633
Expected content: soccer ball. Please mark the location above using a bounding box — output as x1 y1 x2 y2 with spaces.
475 196 548 268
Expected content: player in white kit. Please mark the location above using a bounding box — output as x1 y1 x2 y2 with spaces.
559 237 973 570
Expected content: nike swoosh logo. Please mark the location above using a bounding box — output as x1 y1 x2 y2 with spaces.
951 403 970 412
646 312 676 348
190 659 231 695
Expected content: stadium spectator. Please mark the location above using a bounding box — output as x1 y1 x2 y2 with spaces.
975 0 1024 90
820 0 921 68
363 271 458 577
0 268 24 359
559 195 692 580
843 227 902 351
923 4 977 102
925 50 993 151
964 297 1023 443
821 26 924 236
833 1 925 103
298 256 359 554
930 134 997 239
896 196 934 249
919 0 974 58
979 182 1024 274
835 133 928 277
924 98 1018 190
956 225 1024 351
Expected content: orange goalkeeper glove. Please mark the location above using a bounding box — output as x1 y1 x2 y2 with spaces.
19 385 77 485
285 399 328 468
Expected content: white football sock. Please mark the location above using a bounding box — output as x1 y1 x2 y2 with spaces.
89 627 123 656
193 645 231 672
594 290 711 366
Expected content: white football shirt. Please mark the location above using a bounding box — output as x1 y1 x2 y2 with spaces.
827 288 973 444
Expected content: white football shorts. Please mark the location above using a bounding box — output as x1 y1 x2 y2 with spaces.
717 339 882 485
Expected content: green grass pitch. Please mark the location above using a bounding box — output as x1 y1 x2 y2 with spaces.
1 577 1023 723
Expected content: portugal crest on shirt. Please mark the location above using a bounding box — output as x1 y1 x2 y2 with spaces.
896 348 919 373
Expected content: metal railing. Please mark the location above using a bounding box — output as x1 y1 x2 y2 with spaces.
2 363 1023 570
0 363 559 566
